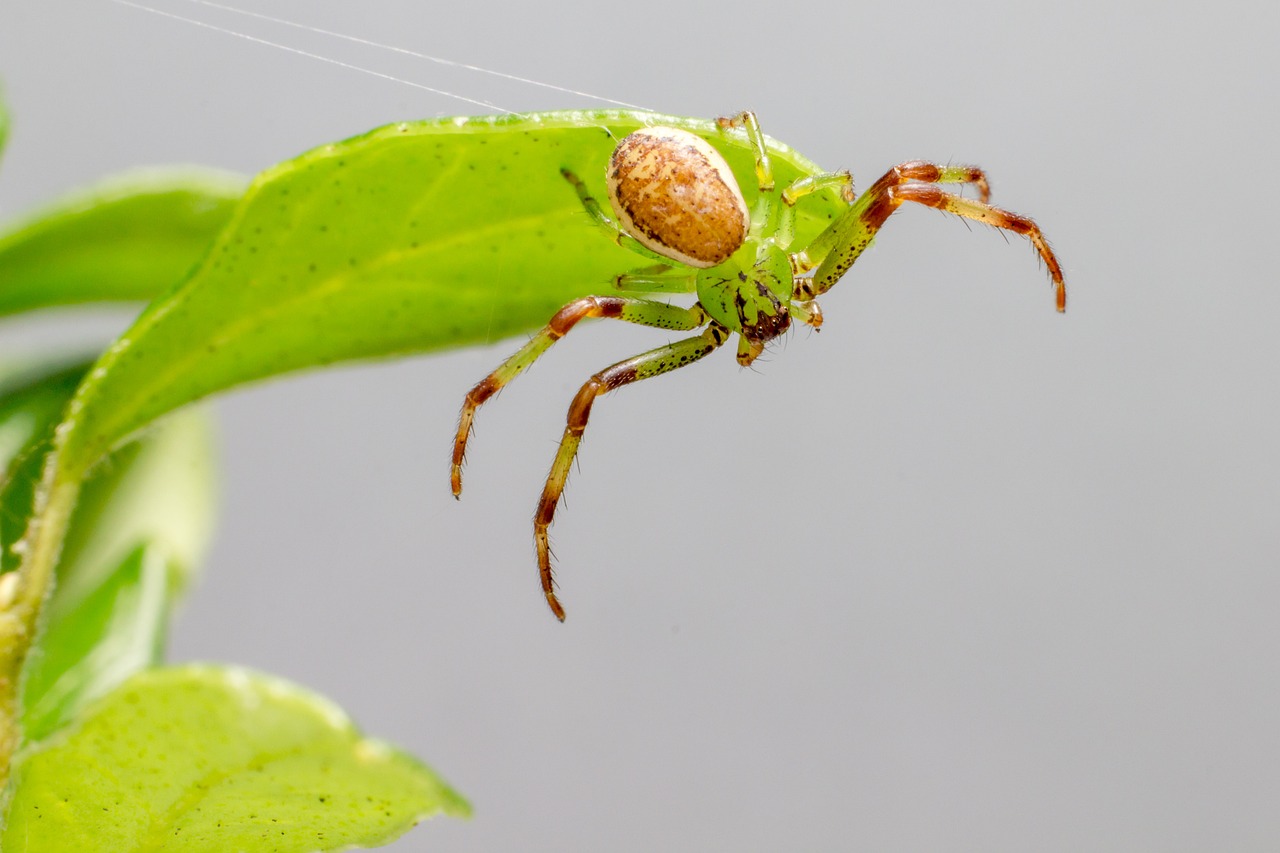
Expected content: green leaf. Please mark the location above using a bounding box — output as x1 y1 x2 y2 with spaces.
54 110 847 475
19 544 169 743
0 361 92 576
2 666 470 851
19 405 215 742
0 362 215 743
49 405 216 610
0 168 246 318
0 84 9 166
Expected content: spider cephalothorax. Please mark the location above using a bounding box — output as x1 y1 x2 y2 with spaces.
453 111 1066 620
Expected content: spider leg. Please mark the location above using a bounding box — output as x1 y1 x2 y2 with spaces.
560 168 674 264
452 297 709 497
535 323 731 621
613 265 698 294
798 161 1064 311
789 297 823 330
765 171 856 255
781 170 856 206
716 111 774 191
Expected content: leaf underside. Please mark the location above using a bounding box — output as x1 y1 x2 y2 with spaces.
55 110 847 476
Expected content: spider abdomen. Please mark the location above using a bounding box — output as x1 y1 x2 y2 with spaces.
606 127 749 269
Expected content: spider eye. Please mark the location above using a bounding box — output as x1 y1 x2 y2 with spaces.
606 126 749 269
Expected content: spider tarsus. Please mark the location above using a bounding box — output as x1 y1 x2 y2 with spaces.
546 591 567 622
536 528 566 621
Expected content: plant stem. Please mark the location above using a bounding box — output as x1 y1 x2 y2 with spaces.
0 463 81 789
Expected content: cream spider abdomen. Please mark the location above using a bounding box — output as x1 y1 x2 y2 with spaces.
606 126 749 269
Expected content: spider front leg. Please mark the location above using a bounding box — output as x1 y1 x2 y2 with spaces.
799 161 1065 311
452 297 709 496
536 323 730 621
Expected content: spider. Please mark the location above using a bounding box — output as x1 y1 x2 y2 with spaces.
452 111 1065 621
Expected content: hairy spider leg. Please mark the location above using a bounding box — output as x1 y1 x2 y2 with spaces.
535 323 731 620
794 160 994 274
795 161 1064 311
891 184 1064 311
451 297 709 496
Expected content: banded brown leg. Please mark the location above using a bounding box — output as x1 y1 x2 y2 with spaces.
535 323 730 620
452 297 708 496
796 160 1064 311
890 183 1065 311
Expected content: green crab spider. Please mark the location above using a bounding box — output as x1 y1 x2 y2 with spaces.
452 111 1065 621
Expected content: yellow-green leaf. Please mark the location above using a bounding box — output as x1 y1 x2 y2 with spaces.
0 362 215 743
0 168 246 318
54 110 845 475
3 666 469 851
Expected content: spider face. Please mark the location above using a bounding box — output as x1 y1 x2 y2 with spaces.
695 243 797 366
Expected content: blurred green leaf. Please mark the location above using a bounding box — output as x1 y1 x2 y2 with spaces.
17 406 215 742
50 405 215 610
0 361 90 576
51 110 846 475
0 168 246 318
0 362 215 744
3 666 470 851
0 85 9 165
19 544 168 743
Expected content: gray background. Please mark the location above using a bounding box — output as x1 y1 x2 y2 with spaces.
2 1 1277 850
